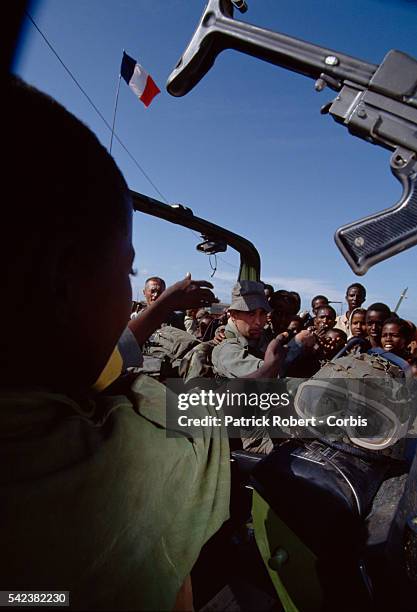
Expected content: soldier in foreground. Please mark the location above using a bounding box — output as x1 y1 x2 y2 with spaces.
0 76 243 611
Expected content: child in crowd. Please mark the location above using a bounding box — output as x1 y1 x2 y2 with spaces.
381 317 412 361
365 303 391 348
349 307 367 339
320 328 347 360
287 315 304 336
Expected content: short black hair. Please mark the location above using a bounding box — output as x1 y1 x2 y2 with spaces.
350 307 366 317
270 290 299 314
349 307 366 323
289 291 301 311
382 317 413 343
311 295 329 307
262 283 274 294
144 277 166 288
316 305 336 319
346 283 366 297
367 303 391 319
326 328 347 342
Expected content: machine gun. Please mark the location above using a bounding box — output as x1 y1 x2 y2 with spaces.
167 0 417 275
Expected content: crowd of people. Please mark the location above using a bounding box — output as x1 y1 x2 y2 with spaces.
128 277 417 456
130 276 417 380
3 75 415 611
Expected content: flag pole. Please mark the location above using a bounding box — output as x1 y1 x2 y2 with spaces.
393 286 408 313
109 63 122 154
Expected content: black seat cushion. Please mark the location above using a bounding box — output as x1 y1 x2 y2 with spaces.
250 439 391 557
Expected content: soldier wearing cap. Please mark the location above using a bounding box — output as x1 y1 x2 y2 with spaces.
212 281 314 453
212 281 273 378
212 281 275 453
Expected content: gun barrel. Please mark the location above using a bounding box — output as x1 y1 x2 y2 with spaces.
167 0 377 96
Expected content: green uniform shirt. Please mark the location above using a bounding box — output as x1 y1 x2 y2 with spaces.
0 374 230 610
211 320 270 378
211 321 274 453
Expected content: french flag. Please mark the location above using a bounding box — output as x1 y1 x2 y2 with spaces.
120 52 161 108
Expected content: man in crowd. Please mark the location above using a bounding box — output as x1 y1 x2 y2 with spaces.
285 304 337 377
334 282 366 337
184 307 211 336
313 305 337 334
300 294 329 328
138 276 185 329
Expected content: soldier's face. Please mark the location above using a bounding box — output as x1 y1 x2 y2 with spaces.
143 280 165 304
231 308 267 339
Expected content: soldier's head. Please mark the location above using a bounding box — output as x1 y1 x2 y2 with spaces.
196 314 214 340
3 76 133 391
229 281 271 340
143 277 166 305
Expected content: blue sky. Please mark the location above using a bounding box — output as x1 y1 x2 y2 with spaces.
14 0 417 319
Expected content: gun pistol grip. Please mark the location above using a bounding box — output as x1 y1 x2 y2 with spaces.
335 151 417 275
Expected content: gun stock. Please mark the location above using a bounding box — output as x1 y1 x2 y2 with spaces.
166 0 375 97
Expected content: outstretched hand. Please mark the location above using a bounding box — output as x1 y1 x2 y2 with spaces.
212 327 226 345
294 329 316 349
262 335 288 377
128 274 218 347
162 273 218 311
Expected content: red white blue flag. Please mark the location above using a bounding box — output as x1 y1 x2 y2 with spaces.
120 52 160 107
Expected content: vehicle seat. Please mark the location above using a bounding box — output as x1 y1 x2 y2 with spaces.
250 439 393 557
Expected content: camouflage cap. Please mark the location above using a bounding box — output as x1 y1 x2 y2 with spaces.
229 281 272 312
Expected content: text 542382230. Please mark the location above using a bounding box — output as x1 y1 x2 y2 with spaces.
0 592 69 607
